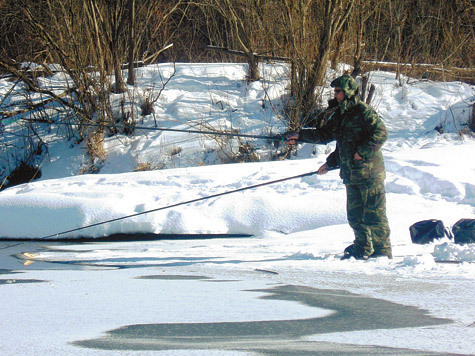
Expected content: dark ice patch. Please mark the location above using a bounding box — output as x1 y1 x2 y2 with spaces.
0 269 20 275
136 275 211 280
74 284 453 355
0 278 47 285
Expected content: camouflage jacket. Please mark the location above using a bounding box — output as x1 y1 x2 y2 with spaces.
300 97 388 185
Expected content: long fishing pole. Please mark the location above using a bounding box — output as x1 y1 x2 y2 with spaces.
39 170 318 240
22 118 313 143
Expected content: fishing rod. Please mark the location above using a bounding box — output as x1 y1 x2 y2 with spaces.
22 118 313 143
36 170 318 240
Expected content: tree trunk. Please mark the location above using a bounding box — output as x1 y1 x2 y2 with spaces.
301 31 332 113
127 0 135 86
247 53 260 82
113 46 127 93
300 0 355 115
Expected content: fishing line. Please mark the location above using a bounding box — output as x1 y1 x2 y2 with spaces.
37 170 318 240
0 120 316 247
22 119 313 143
0 241 28 251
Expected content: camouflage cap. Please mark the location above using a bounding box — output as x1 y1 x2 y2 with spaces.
330 75 359 98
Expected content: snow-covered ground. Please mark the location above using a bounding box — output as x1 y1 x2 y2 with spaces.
0 63 474 355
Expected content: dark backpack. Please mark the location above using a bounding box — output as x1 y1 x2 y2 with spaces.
409 219 451 244
452 219 475 244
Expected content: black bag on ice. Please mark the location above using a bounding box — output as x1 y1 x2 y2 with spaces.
409 219 450 244
452 219 475 244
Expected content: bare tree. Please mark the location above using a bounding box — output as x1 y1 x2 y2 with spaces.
359 0 474 82
275 0 355 128
301 0 355 111
202 0 272 81
126 0 188 82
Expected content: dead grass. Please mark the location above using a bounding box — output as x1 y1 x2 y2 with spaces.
134 162 152 172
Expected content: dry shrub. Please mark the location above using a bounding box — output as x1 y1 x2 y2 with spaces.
218 141 260 164
237 143 260 162
78 131 106 174
134 162 152 172
169 146 182 156
140 97 154 117
86 132 106 162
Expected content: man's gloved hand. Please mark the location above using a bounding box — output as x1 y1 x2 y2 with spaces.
317 162 329 175
284 132 299 145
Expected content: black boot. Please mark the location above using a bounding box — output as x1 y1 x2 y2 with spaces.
341 244 372 260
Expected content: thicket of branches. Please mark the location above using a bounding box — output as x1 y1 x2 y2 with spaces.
0 0 474 187
1 0 473 75
1 0 472 124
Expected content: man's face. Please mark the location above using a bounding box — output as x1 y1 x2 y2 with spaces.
334 87 345 102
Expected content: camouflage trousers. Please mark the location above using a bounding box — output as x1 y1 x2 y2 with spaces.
346 181 391 257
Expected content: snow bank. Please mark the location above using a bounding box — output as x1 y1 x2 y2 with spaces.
1 63 474 264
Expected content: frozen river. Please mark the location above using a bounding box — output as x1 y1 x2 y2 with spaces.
1 238 473 355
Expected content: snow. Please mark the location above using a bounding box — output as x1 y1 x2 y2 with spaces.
0 63 474 355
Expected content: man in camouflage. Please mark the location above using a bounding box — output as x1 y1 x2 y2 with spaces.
287 74 392 260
